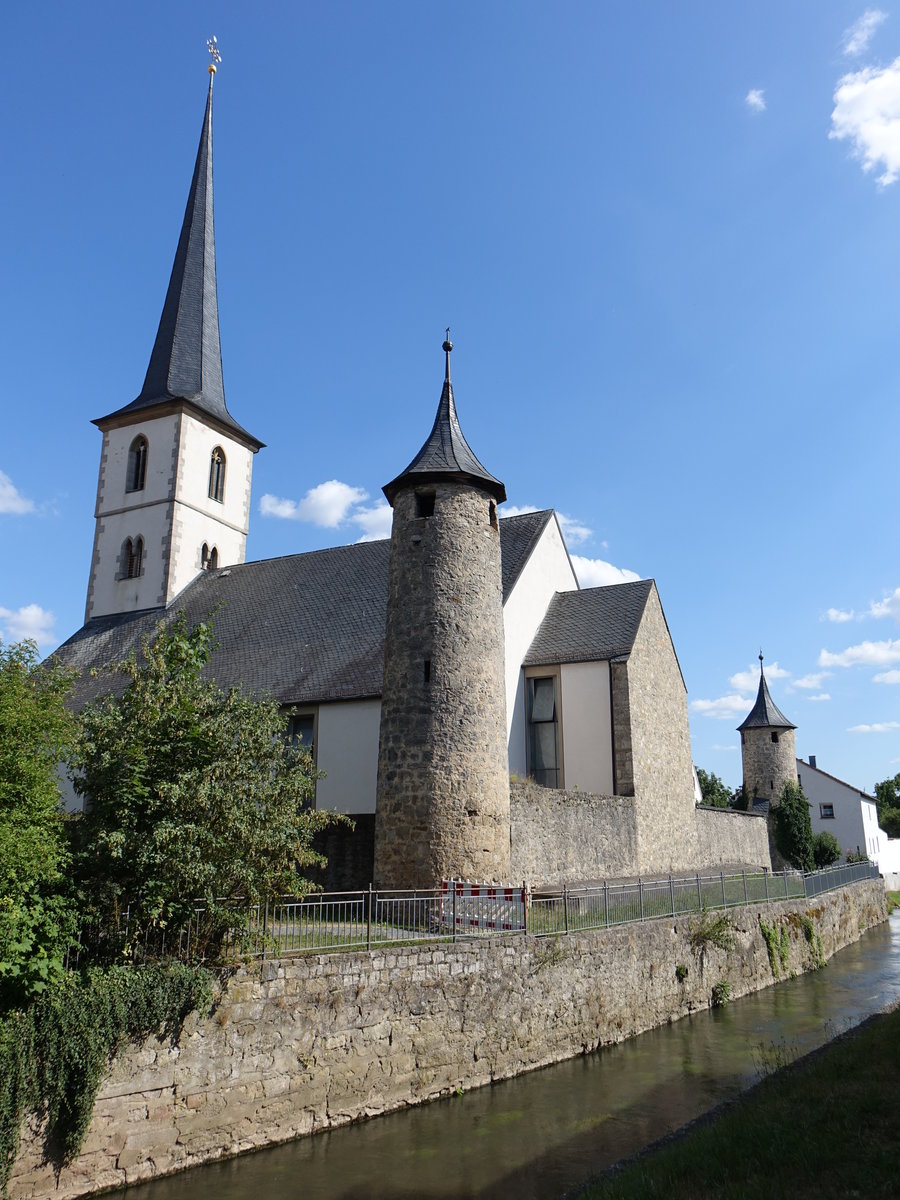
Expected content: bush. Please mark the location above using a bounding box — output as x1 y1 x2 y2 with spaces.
812 831 842 869
773 781 814 872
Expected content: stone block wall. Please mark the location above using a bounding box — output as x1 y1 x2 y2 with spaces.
741 726 798 803
510 778 639 884
9 881 887 1199
692 805 771 870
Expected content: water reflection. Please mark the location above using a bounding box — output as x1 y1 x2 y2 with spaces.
125 916 900 1200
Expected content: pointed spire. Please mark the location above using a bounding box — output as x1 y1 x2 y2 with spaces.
737 651 796 731
95 72 262 449
383 335 506 505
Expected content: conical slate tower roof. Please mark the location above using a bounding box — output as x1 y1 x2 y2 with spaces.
94 77 262 449
737 654 796 731
383 337 506 505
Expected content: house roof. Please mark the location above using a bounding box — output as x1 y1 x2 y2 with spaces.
522 579 654 666
737 657 796 731
796 759 875 802
93 78 263 451
382 339 506 504
56 510 555 710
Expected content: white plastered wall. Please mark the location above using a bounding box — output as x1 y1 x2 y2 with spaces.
559 661 614 794
315 699 382 814
799 761 870 857
503 515 578 776
168 415 253 601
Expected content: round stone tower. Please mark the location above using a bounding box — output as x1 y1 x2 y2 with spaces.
738 653 797 802
374 336 511 888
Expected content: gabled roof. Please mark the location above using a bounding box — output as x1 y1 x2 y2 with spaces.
93 79 262 451
737 659 796 731
523 579 654 666
55 512 550 709
383 340 505 504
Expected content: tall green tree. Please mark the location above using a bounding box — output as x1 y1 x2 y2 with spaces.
695 767 733 809
874 773 900 837
71 617 343 954
0 641 77 1004
772 780 814 872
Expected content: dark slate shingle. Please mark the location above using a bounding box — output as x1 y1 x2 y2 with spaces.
523 579 653 667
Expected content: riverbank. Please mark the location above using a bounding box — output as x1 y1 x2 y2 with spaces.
8 880 887 1199
575 994 900 1199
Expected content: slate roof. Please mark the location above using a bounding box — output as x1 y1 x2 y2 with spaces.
523 579 654 666
737 666 796 731
94 79 262 450
383 342 506 504
56 510 555 710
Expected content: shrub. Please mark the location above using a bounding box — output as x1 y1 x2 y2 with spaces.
812 831 842 870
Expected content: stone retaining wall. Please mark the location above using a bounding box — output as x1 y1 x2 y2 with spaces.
9 881 887 1199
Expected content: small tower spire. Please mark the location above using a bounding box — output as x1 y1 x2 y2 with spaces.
443 328 452 382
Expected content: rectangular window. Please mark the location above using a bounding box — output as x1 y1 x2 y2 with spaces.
288 713 316 756
820 803 834 819
526 675 560 789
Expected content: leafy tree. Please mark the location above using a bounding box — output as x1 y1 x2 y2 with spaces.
812 830 842 869
772 780 814 872
695 767 733 809
874 774 900 837
0 641 77 1004
71 617 343 954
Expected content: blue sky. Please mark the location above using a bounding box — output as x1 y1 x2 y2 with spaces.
2 3 899 794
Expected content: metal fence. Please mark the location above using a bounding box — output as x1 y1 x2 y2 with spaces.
69 859 880 966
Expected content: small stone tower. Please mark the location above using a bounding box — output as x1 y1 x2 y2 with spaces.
374 337 511 888
738 653 798 802
85 68 263 622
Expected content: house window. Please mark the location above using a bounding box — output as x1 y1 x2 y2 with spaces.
127 436 148 492
209 447 226 503
820 803 835 819
526 675 560 789
416 491 435 518
123 536 143 579
289 713 316 757
771 732 779 744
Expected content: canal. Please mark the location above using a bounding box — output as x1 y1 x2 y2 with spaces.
125 914 900 1200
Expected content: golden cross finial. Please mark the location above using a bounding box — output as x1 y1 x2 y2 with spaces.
207 35 222 75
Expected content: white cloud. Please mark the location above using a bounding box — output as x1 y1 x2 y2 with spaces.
729 661 789 693
260 480 369 528
745 88 766 112
557 513 593 546
848 720 900 733
843 9 887 57
824 607 855 623
501 504 539 519
808 693 832 702
874 669 900 683
0 604 56 646
819 639 900 667
690 694 753 721
830 57 900 186
870 588 900 620
354 502 393 542
570 555 640 589
711 744 739 753
0 470 35 515
793 671 830 690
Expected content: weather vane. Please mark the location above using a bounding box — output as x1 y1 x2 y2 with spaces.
207 35 222 75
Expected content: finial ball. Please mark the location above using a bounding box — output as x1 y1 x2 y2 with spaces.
442 338 453 353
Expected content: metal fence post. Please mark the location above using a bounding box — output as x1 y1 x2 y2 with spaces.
639 877 644 922
604 881 609 928
261 896 269 962
563 885 569 935
452 881 457 943
696 873 703 910
367 883 373 951
669 874 676 918
784 868 789 899
721 871 727 909
764 869 769 902
742 869 748 905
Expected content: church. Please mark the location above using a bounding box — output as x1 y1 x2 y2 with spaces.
56 69 770 889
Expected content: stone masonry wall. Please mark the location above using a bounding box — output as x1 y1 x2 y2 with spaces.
692 805 771 870
375 483 510 888
9 881 886 1199
741 726 798 803
510 778 639 885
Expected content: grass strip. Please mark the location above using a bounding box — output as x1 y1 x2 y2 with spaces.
574 1002 900 1200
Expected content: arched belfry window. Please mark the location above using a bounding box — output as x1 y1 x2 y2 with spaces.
209 447 226 503
127 436 148 493
122 536 144 579
201 542 209 569
208 546 218 570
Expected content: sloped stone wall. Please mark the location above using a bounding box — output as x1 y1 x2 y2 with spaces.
9 881 886 1199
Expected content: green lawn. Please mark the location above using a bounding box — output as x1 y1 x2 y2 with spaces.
574 1003 900 1200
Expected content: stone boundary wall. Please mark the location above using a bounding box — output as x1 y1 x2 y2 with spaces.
9 881 887 1199
510 779 639 884
692 804 771 871
509 780 771 885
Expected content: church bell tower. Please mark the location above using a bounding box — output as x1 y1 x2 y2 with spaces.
374 337 511 888
85 55 263 622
